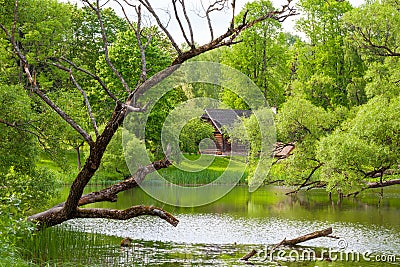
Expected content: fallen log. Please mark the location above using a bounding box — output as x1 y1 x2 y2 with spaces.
240 249 257 261
240 227 334 262
273 227 333 249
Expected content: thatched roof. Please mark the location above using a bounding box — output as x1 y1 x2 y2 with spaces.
202 109 252 134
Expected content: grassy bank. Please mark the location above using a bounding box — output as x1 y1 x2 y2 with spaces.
17 225 126 266
157 154 249 185
38 151 249 186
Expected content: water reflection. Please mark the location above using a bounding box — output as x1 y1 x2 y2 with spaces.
62 185 400 257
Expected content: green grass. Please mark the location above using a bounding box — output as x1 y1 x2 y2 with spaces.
36 150 124 185
37 151 249 186
18 225 131 266
157 154 249 185
36 150 82 184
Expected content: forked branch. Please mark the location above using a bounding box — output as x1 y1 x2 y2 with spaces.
75 206 179 227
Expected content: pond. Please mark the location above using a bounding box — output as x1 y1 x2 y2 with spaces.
37 185 400 266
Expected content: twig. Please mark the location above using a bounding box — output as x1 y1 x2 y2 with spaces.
60 57 121 103
70 72 100 138
83 0 132 93
136 0 182 55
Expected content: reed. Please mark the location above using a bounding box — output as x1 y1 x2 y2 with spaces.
17 225 146 266
157 155 249 185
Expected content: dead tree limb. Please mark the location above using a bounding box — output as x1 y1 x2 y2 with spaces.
240 249 257 261
60 57 121 104
273 227 333 249
83 0 132 93
75 206 179 227
346 178 400 197
0 21 95 147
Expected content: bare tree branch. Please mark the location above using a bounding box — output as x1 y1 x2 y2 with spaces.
83 0 133 93
178 0 195 47
172 0 192 47
60 57 121 104
346 179 400 197
201 0 228 41
135 0 183 55
230 0 236 30
0 22 94 146
51 62 99 138
75 206 179 227
70 73 100 138
171 1 297 65
73 157 171 207
134 5 151 86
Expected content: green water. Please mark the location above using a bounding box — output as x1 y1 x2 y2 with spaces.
35 185 400 266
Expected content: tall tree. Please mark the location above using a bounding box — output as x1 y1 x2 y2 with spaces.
222 0 291 108
292 0 366 108
0 0 297 229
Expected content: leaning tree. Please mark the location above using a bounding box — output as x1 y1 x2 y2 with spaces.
0 0 296 229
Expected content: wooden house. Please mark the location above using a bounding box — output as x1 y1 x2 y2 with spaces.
201 109 252 154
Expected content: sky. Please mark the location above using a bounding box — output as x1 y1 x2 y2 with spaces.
60 0 364 45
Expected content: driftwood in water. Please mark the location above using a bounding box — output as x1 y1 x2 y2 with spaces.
240 249 257 261
273 227 333 249
240 227 334 262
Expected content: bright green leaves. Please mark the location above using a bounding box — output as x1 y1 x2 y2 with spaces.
343 1 400 57
222 0 291 107
317 96 400 193
17 0 74 63
0 84 58 214
179 119 215 154
276 97 335 142
0 84 36 174
293 0 364 108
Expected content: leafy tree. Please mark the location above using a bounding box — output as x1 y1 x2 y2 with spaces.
0 84 57 215
292 0 366 108
179 118 215 154
342 0 400 57
318 96 400 194
222 0 291 107
342 0 400 100
0 0 297 229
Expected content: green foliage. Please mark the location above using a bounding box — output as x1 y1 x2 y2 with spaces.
222 0 291 107
179 119 215 154
0 85 36 173
275 97 335 142
93 127 130 181
271 97 349 187
293 0 365 108
318 96 400 193
363 57 400 99
220 89 249 110
145 88 188 159
342 0 400 57
94 27 173 121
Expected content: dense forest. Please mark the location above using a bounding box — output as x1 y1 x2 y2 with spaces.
0 0 399 265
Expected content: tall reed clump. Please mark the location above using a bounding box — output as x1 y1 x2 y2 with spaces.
17 225 144 266
157 155 249 185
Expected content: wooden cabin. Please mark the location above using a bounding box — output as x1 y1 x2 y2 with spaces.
201 109 252 154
